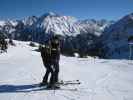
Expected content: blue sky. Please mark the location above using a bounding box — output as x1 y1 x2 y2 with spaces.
0 0 133 20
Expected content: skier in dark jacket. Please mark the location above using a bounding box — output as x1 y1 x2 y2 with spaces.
40 40 53 86
40 35 61 87
50 35 60 85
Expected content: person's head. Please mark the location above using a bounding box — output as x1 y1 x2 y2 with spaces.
51 35 60 46
51 34 60 42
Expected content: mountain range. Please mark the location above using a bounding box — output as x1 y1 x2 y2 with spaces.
0 12 113 39
0 12 133 59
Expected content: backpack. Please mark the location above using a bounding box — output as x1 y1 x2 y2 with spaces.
50 38 60 60
40 44 51 63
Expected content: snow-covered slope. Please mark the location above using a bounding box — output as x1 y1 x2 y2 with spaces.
102 13 133 59
0 41 133 100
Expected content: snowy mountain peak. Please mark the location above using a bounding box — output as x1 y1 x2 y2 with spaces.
125 13 133 19
9 20 19 27
120 13 133 23
0 20 7 26
46 12 58 16
40 12 60 18
128 13 133 19
22 16 38 26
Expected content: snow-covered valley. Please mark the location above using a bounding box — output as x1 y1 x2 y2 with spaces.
0 41 133 100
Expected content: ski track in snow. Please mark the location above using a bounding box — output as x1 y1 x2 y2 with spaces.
0 41 133 100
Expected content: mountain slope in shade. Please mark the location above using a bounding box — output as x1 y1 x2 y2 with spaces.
102 13 133 59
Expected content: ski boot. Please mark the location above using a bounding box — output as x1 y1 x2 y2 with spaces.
39 81 48 87
46 83 60 89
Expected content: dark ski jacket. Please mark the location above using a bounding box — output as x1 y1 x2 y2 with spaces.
40 44 51 65
51 39 60 61
40 39 60 65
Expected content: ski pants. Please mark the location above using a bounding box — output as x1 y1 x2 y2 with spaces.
51 60 59 84
43 63 54 83
43 61 59 84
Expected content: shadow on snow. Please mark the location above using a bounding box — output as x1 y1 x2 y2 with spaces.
0 84 49 93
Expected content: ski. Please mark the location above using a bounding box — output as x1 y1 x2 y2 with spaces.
27 80 81 92
39 80 81 87
60 80 80 83
42 86 78 91
57 80 81 86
